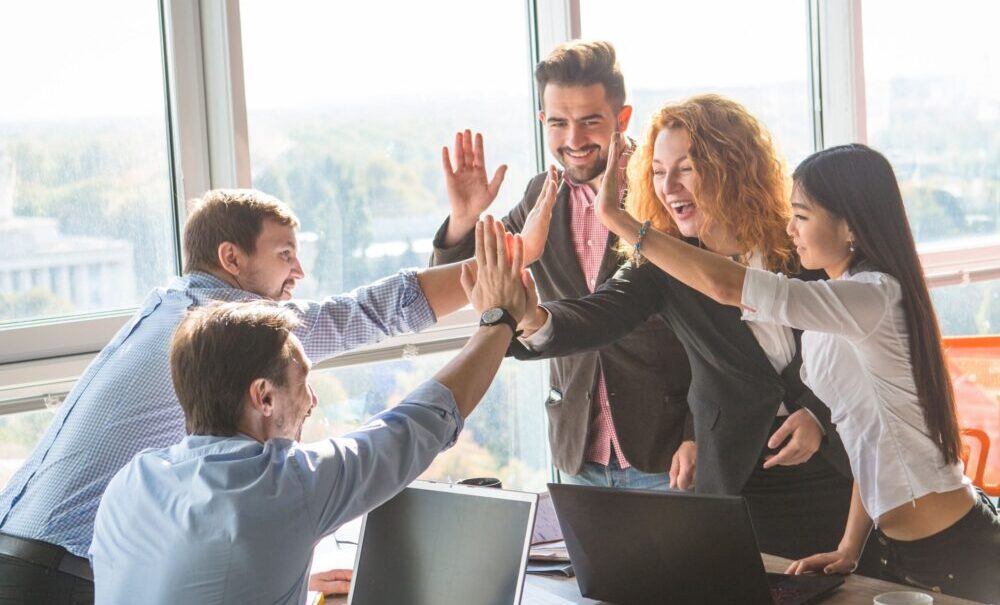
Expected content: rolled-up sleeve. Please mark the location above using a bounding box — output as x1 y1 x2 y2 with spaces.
288 269 437 362
741 267 893 342
292 379 463 537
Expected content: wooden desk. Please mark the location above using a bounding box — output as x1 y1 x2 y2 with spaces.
326 553 985 604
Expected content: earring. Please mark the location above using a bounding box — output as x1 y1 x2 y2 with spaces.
848 240 855 254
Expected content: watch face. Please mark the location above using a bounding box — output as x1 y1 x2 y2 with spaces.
482 307 504 324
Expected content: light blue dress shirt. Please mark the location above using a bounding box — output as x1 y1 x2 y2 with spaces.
0 270 435 558
90 379 462 605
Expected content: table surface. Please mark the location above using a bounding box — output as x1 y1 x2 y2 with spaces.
325 552 984 604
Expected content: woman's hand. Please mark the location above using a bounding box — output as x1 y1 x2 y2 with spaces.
594 131 632 235
785 549 859 576
521 165 559 265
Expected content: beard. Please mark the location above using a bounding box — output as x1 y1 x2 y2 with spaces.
558 145 608 185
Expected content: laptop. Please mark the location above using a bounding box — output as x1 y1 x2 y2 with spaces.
347 480 538 605
547 483 844 605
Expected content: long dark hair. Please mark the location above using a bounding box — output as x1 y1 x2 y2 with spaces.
792 144 961 465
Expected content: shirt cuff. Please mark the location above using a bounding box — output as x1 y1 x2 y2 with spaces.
740 267 782 323
400 378 465 448
518 307 554 350
399 269 438 331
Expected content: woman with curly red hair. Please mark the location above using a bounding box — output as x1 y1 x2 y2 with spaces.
514 95 863 562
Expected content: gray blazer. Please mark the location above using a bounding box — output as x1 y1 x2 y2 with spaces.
430 171 692 475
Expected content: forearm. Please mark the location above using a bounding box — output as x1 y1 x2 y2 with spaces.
606 210 746 307
416 262 471 319
838 482 874 557
434 324 513 417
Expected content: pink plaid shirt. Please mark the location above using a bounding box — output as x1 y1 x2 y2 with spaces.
566 179 631 469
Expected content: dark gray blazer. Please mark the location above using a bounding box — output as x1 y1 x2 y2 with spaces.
510 252 853 495
430 171 692 475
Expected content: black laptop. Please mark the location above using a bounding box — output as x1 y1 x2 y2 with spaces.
547 483 844 604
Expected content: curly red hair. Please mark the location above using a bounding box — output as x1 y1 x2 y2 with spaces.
623 94 796 273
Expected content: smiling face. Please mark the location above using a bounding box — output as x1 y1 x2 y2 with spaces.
540 83 631 188
652 127 701 237
787 185 854 277
239 219 305 300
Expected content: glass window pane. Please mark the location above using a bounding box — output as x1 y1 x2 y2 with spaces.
0 1 176 325
932 279 999 337
579 1 814 166
240 1 537 296
303 353 551 492
863 0 1000 248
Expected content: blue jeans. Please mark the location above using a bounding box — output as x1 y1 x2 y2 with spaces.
560 453 674 491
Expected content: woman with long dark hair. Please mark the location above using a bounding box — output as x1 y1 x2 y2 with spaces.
593 139 1000 602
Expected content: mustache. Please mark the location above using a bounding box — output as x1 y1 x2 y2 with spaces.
557 144 602 155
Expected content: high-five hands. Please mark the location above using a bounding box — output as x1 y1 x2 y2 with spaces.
460 216 537 324
594 131 632 234
521 165 560 265
441 130 508 246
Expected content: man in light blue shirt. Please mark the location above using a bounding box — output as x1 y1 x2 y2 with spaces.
0 189 478 603
90 218 534 604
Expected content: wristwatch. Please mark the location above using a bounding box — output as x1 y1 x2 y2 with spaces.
479 307 521 336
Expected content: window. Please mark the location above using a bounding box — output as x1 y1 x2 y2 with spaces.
579 0 815 166
302 352 551 492
862 0 999 248
0 0 176 325
239 1 538 297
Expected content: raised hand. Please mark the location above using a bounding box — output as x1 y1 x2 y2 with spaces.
460 216 528 323
520 165 559 265
442 130 508 246
594 131 631 235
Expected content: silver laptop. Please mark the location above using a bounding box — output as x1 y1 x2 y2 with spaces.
347 480 539 605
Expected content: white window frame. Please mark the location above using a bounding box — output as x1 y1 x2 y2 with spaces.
3 0 997 416
0 0 552 415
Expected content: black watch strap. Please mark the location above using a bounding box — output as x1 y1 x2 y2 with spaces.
479 307 521 337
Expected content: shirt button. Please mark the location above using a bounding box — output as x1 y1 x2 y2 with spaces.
586 239 593 247
589 278 596 286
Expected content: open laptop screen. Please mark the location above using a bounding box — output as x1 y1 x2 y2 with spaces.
348 481 537 605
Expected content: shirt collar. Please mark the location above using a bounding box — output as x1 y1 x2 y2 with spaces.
172 270 242 291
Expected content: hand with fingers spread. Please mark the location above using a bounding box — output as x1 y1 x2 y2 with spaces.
460 216 534 324
308 568 353 596
762 408 823 469
594 131 633 235
442 130 508 246
669 439 696 490
520 165 560 265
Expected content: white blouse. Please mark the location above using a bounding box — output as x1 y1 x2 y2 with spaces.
741 267 968 521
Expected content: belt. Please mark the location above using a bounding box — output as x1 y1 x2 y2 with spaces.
0 531 93 581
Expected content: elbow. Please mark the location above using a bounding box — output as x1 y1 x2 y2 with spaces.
707 276 744 308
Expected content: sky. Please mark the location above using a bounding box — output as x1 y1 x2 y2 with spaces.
0 0 997 122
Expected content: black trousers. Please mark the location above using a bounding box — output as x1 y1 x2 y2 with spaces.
877 489 1000 604
0 555 93 605
740 418 880 576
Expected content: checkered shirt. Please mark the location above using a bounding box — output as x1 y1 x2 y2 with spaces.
0 270 435 558
566 181 632 469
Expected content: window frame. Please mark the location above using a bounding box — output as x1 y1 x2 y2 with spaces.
2 0 997 417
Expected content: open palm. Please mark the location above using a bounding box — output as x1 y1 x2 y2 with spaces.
441 130 507 226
